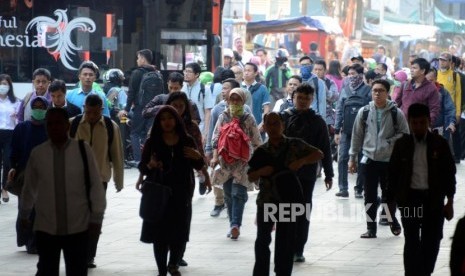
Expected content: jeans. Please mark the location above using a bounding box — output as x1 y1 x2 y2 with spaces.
337 133 364 193
223 179 248 227
0 129 13 189
130 106 154 162
36 231 88 276
361 160 397 232
253 207 296 276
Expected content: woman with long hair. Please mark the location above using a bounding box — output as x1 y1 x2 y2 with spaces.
326 60 344 93
0 74 20 202
137 106 204 276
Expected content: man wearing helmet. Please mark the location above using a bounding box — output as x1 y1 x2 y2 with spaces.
264 48 292 109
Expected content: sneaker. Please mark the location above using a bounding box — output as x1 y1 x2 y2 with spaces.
230 226 240 240
210 204 225 217
335 191 349 198
354 191 363 199
199 181 207 195
293 254 305 262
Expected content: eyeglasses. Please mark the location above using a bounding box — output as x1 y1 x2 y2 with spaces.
372 89 387 94
183 70 194 74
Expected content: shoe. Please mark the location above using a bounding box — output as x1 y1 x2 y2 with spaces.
226 230 231 238
360 230 377 238
389 219 402 236
177 259 188 267
87 261 97 269
199 181 207 195
168 265 181 276
378 217 389 226
230 226 240 240
26 247 37 254
335 191 349 198
127 160 139 168
293 254 305 262
1 189 9 203
354 191 363 199
210 204 225 217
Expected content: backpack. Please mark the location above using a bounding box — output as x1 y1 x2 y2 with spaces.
70 115 114 161
361 105 398 133
342 86 371 135
217 113 250 163
279 99 293 112
137 69 164 107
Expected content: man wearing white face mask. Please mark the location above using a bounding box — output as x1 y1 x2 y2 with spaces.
0 74 20 203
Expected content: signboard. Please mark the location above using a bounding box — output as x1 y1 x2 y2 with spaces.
102 37 117 51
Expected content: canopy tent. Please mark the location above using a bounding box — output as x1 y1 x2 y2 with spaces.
246 16 343 36
363 20 438 41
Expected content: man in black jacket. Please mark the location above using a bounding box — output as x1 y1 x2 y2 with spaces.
281 82 333 263
118 49 157 167
387 103 456 276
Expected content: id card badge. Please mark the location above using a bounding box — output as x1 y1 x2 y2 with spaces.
360 155 368 164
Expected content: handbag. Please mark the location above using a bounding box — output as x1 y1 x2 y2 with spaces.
139 171 172 223
5 169 25 196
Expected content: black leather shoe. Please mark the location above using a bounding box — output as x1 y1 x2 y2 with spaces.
335 191 349 198
354 191 363 199
293 254 305 262
177 259 188 267
199 181 207 195
360 230 377 238
87 262 97 269
390 219 402 236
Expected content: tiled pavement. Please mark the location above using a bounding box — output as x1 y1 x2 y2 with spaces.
0 163 463 276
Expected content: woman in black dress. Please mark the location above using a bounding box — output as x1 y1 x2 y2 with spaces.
137 106 204 276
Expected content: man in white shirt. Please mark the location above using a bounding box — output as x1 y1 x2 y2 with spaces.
20 108 106 276
181 62 214 140
273 75 302 112
234 37 253 64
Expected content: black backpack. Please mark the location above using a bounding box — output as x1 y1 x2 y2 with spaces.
308 77 320 112
70 115 114 161
137 69 164 107
342 86 371 135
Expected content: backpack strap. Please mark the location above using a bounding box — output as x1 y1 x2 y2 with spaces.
324 78 332 90
70 114 114 162
198 83 205 103
312 77 319 111
362 105 398 132
78 140 92 212
22 92 34 110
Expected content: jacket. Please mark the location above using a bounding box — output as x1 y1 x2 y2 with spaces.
433 83 456 129
308 74 327 118
125 65 156 111
387 132 456 209
437 68 461 118
394 79 440 124
335 83 372 133
349 100 410 162
20 139 106 235
71 115 124 190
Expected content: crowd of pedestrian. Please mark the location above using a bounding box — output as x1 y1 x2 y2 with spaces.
0 42 464 276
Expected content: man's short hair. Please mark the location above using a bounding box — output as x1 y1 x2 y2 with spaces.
371 79 390 92
78 61 99 75
408 103 430 120
289 75 303 83
244 62 258 73
314 59 327 70
365 69 381 82
137 49 153 63
411 58 430 75
292 82 314 99
85 94 103 107
185 62 201 75
222 78 240 89
377 63 388 71
49 80 67 94
255 48 267 55
46 107 70 121
32 68 52 80
167 72 184 86
349 63 364 74
299 55 313 64
221 69 235 81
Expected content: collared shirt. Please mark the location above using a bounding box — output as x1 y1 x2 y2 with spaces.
181 79 214 131
272 95 292 112
410 135 428 190
0 97 20 130
66 88 110 117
